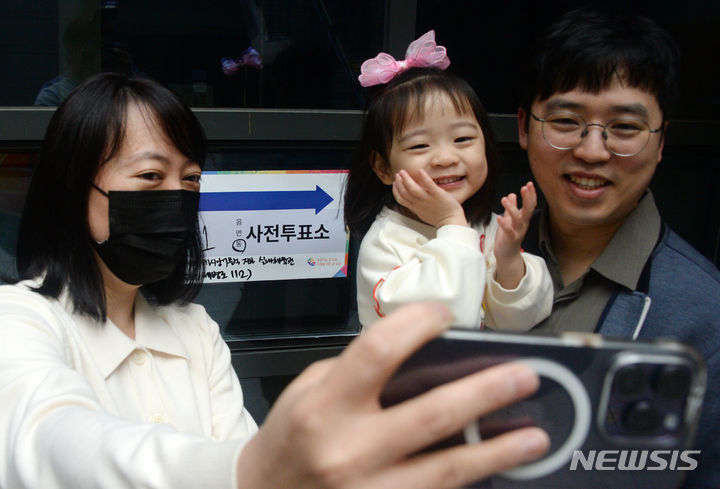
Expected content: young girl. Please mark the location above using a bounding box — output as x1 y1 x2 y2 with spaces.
345 31 553 329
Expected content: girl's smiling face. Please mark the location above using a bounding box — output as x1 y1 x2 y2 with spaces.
375 91 488 206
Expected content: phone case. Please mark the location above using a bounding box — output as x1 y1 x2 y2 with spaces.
380 329 707 489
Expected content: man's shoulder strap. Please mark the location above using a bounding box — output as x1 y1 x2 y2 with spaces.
635 221 667 294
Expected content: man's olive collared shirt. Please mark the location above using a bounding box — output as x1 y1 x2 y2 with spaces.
531 192 662 335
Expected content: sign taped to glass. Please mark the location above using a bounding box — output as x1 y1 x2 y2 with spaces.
199 170 349 283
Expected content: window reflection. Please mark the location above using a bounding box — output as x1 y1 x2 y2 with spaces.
3 0 719 117
12 0 383 108
0 152 37 280
35 10 101 105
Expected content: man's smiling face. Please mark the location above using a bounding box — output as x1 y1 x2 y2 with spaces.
519 78 666 232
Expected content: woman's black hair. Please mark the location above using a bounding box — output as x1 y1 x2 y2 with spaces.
520 9 680 123
344 67 498 238
16 72 207 321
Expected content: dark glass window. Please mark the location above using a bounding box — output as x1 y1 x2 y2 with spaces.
416 0 720 120
0 151 37 279
0 0 383 108
198 145 360 342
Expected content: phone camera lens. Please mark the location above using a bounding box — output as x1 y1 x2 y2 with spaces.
613 364 647 396
653 365 691 399
623 400 661 435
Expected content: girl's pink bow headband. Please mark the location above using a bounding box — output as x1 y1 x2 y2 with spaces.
358 30 451 87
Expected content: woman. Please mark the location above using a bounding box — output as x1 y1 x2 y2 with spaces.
0 73 548 489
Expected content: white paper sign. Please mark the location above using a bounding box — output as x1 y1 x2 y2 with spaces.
199 170 348 283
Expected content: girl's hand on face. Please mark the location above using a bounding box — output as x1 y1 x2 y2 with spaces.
392 170 468 228
493 182 537 289
235 302 549 489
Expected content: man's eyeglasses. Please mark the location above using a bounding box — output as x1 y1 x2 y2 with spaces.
530 112 663 157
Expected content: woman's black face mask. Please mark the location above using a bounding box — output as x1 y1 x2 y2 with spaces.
91 184 200 285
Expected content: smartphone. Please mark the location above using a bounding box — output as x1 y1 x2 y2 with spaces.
380 329 706 489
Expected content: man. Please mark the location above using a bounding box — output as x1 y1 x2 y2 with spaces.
518 10 720 488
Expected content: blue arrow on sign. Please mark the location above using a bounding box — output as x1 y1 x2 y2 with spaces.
199 186 334 215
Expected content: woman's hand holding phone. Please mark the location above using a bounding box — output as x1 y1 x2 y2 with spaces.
235 302 550 489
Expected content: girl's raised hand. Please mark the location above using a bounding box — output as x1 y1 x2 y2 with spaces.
392 170 468 228
493 182 537 289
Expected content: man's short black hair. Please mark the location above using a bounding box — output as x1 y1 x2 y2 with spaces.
521 9 681 121
16 72 207 321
